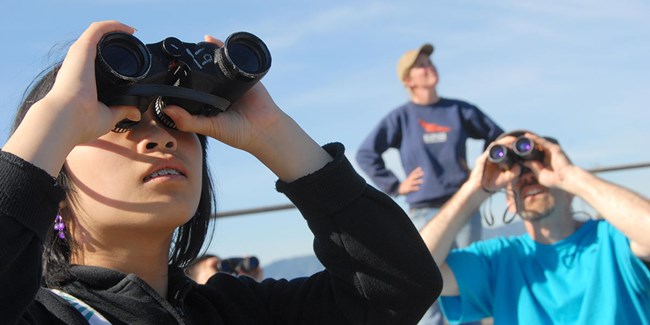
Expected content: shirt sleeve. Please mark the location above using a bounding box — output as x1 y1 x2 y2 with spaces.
0 151 65 324
459 104 504 150
271 142 442 324
355 113 403 195
602 221 650 294
439 241 501 323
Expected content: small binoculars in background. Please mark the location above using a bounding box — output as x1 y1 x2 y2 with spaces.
488 136 544 169
218 256 260 274
94 31 272 131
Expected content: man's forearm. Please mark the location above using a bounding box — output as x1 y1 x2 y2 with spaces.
420 180 490 265
565 167 650 248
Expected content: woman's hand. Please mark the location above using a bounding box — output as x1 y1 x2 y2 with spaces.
162 35 285 153
162 35 332 182
3 21 140 176
45 20 141 144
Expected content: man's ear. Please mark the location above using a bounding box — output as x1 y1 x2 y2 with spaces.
402 75 413 88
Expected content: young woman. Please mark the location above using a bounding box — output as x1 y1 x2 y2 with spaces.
1 21 441 324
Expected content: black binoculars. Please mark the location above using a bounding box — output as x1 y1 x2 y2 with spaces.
488 136 544 169
95 31 272 131
218 256 260 274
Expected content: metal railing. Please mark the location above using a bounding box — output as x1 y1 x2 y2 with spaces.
212 161 650 219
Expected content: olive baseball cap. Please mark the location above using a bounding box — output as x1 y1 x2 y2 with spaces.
396 43 434 82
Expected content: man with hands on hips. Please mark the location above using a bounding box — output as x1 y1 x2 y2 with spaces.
419 130 650 324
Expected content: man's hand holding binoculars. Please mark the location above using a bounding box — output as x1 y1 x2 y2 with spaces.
470 132 571 195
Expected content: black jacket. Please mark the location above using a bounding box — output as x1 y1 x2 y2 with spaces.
0 143 441 324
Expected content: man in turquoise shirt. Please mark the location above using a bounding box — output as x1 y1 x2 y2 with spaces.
420 130 650 324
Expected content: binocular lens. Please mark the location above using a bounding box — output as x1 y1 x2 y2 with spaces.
103 44 141 77
488 145 508 163
244 256 260 270
514 137 534 156
98 34 150 80
230 43 261 73
226 33 271 76
487 136 543 169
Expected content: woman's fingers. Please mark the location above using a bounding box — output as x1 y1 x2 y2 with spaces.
58 21 136 81
203 35 224 47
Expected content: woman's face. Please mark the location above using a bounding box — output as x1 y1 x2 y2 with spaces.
64 107 203 234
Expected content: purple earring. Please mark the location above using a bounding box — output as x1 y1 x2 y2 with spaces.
54 214 66 239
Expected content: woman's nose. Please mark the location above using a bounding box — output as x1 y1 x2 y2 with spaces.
144 139 175 150
139 112 177 151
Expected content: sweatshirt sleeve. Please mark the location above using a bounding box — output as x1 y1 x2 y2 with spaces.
0 151 65 324
270 143 442 324
460 104 504 150
355 114 403 196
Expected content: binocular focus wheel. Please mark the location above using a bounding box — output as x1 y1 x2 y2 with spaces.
154 97 178 129
110 97 177 132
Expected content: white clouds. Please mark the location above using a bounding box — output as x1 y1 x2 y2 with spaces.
502 0 649 21
262 3 400 51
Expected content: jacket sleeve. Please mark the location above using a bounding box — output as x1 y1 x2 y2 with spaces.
265 143 442 324
355 115 403 196
0 151 65 324
460 104 504 150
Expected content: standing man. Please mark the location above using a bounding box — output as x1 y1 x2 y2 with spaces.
356 43 503 324
356 43 503 242
420 130 650 324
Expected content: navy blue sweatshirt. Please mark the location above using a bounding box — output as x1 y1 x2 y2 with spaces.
356 98 503 208
0 143 441 324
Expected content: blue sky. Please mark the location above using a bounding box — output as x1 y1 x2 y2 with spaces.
1 0 649 266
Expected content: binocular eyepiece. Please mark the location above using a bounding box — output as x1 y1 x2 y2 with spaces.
95 31 272 131
488 136 544 169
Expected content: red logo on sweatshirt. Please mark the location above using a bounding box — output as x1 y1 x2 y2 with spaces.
418 119 450 133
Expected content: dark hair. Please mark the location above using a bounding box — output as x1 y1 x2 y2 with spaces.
13 63 216 288
496 129 559 145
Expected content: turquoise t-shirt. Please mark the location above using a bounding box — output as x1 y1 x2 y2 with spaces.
440 220 650 324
